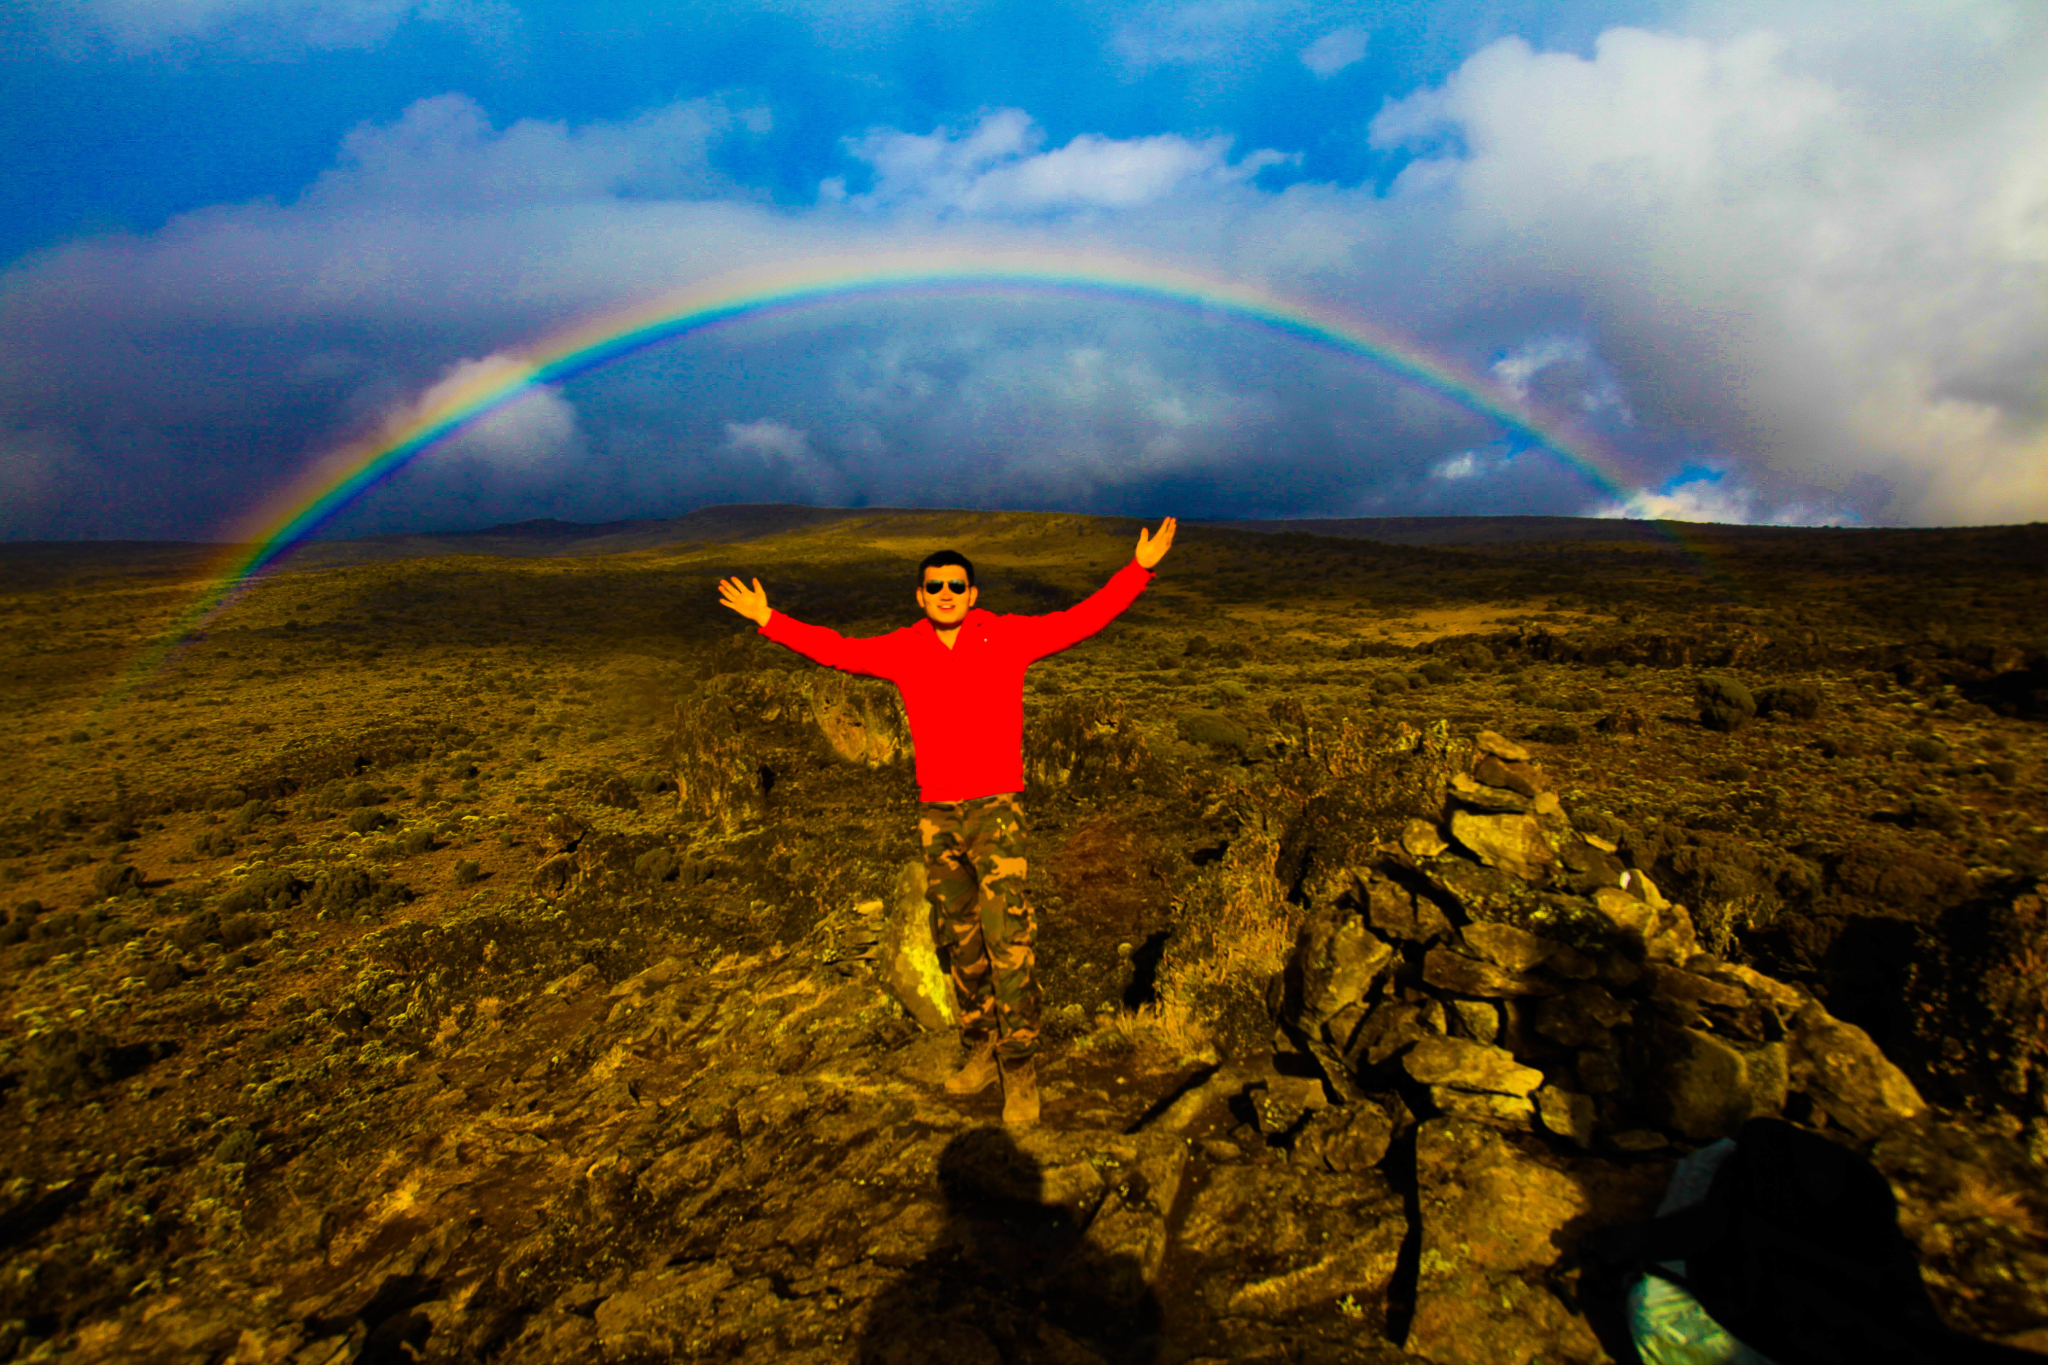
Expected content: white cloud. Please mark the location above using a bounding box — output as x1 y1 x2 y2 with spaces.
1111 0 1304 74
838 109 1287 215
721 418 853 502
1430 447 1512 482
1300 25 1369 77
723 418 813 463
1490 335 1632 422
1592 467 1851 526
418 362 582 471
45 0 514 57
305 93 766 210
1368 18 2048 523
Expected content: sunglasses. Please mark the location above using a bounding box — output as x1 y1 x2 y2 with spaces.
922 578 970 595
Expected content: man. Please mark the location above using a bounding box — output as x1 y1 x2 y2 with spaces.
716 517 1176 1124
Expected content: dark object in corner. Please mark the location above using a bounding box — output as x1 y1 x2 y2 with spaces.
1572 1117 2044 1364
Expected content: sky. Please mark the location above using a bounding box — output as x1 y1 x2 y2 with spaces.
1 0 2043 541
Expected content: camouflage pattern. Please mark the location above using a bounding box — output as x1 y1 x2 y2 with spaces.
919 792 1040 1060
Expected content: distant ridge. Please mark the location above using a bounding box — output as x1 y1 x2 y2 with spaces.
1 507 1939 584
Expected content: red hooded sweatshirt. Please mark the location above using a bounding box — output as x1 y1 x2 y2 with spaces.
759 559 1153 802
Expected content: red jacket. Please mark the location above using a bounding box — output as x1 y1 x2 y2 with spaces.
760 560 1153 802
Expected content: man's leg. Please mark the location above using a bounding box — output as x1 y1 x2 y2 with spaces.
963 793 1042 1061
920 803 999 1093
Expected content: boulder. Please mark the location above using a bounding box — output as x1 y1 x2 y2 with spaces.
1361 873 1453 944
1448 998 1501 1045
1534 1085 1596 1147
1343 997 1447 1070
1285 906 1394 1030
1449 810 1556 881
1402 1036 1545 1097
1179 1163 1407 1324
1401 819 1449 858
1474 754 1542 797
1460 921 1592 977
1590 886 1700 963
1788 1003 1926 1138
1422 947 1555 999
1407 1119 1666 1365
878 861 955 1032
1291 1100 1396 1173
1450 772 1533 813
1646 1024 1789 1141
1474 730 1531 762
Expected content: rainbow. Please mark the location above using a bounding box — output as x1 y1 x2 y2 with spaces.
145 245 1656 665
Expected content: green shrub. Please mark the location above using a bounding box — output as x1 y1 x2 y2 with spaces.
454 860 482 886
1176 710 1250 754
1372 673 1410 694
219 867 304 916
1213 680 1250 704
635 848 679 883
1905 797 1965 833
1756 682 1823 720
219 913 265 948
305 866 413 921
93 862 144 898
1417 661 1454 685
348 807 393 835
400 827 437 857
213 1129 259 1165
24 1026 117 1098
191 829 237 858
1696 675 1757 733
1527 722 1583 745
1905 734 1950 763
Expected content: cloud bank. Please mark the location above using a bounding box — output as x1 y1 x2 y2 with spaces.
2 2 2043 540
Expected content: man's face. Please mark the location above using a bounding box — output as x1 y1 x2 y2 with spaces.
916 567 977 628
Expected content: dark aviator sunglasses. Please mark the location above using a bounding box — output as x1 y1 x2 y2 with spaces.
922 578 969 595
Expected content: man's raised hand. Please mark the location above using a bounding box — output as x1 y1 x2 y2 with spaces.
1135 516 1177 569
717 576 772 627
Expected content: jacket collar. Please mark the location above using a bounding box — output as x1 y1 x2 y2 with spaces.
912 606 996 639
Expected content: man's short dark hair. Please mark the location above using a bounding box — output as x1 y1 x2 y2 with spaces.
918 550 976 586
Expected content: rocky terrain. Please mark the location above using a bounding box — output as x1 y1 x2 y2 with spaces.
1 508 2045 1363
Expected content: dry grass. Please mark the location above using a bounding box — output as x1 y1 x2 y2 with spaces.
1097 998 1213 1062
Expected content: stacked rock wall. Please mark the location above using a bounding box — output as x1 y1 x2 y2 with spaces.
1274 730 1928 1154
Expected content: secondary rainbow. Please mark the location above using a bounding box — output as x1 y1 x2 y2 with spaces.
161 246 1647 649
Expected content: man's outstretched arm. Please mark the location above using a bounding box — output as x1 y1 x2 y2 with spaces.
1022 516 1175 662
715 574 897 678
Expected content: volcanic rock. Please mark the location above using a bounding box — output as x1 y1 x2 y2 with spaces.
1787 1002 1927 1138
879 860 955 1032
1402 1036 1545 1097
1449 809 1556 880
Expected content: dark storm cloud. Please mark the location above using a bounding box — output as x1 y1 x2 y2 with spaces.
2 1 2043 539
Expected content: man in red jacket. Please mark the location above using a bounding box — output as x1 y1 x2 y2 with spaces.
716 518 1176 1124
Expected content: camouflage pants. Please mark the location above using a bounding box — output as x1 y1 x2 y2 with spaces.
919 793 1040 1060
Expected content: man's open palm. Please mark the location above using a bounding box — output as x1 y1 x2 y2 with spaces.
1135 516 1177 569
717 576 772 626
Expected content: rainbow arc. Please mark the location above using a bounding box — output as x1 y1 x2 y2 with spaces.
140 245 1656 676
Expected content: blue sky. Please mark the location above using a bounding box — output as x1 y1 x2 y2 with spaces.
2 0 2043 539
